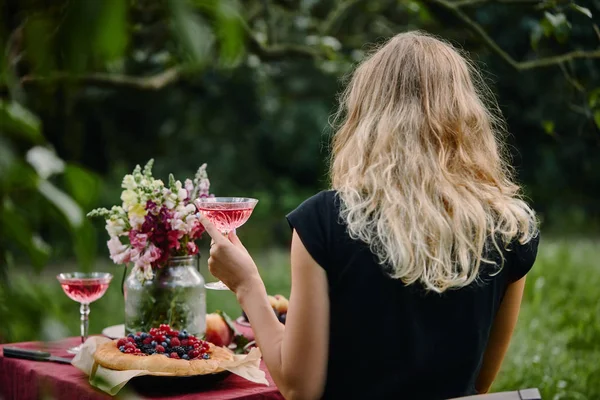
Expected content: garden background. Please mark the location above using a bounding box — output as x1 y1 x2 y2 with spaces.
1 0 599 398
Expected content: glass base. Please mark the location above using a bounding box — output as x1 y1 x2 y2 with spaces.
205 281 230 291
67 344 83 354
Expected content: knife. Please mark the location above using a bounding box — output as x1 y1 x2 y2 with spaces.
3 347 73 364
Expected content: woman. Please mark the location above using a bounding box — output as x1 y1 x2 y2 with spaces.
199 31 540 400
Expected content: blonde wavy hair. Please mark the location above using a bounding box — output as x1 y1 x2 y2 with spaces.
330 31 538 293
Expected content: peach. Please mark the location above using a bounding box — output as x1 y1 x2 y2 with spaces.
205 313 233 347
273 294 289 315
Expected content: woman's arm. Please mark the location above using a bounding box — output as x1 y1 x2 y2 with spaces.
198 212 330 400
237 230 330 400
475 277 526 393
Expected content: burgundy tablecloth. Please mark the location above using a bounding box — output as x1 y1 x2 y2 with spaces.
0 337 283 400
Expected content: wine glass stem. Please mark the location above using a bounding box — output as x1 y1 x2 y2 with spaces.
79 303 90 345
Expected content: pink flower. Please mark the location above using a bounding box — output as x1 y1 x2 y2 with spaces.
128 230 148 250
184 179 194 199
107 237 132 264
189 220 205 239
186 241 198 255
134 243 162 269
167 230 183 250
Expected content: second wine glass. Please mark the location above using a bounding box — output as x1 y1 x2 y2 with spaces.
57 272 113 354
194 197 258 291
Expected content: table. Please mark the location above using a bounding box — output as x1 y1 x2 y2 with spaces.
0 337 283 400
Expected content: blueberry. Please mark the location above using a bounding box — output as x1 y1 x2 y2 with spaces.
182 354 189 360
202 353 210 359
134 335 141 341
165 353 170 358
165 338 171 345
161 342 168 348
119 346 125 352
151 341 157 347
178 332 185 339
278 313 287 324
127 333 135 339
141 332 149 339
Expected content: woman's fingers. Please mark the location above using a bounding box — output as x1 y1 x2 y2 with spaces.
196 212 226 245
228 229 244 248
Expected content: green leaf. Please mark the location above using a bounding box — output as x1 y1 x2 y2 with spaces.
570 4 592 18
588 88 600 108
64 164 101 209
216 310 250 354
37 180 84 228
169 0 214 65
544 12 568 30
542 120 555 136
594 110 600 130
0 206 50 270
542 12 571 42
93 0 128 61
214 1 244 67
0 100 43 143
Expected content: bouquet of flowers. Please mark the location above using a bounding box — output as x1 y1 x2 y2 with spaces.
88 159 212 282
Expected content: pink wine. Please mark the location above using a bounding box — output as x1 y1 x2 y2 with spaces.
197 205 254 232
60 279 110 303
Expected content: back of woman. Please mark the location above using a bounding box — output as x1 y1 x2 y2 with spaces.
287 191 538 399
201 31 540 400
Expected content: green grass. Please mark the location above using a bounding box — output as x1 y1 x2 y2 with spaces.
1 239 599 399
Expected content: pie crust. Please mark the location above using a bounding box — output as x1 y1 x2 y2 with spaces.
94 340 235 376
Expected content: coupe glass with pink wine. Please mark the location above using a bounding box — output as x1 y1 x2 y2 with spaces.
57 272 113 354
194 197 258 291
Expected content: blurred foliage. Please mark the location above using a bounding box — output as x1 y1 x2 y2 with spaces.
0 0 600 396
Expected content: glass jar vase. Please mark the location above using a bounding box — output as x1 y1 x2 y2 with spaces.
123 255 206 336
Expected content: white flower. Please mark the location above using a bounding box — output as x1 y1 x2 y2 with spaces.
134 265 146 281
128 203 147 229
171 218 187 232
106 219 126 236
143 265 154 280
122 174 137 190
183 203 196 215
120 189 138 211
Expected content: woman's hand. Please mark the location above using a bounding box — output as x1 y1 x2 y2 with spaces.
197 213 262 293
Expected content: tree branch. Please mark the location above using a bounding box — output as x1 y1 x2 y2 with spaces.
20 67 185 90
321 0 362 35
451 0 540 7
428 0 600 70
246 33 322 60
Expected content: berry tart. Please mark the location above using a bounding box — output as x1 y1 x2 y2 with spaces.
94 324 234 376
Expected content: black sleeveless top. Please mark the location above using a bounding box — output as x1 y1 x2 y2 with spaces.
286 190 539 400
